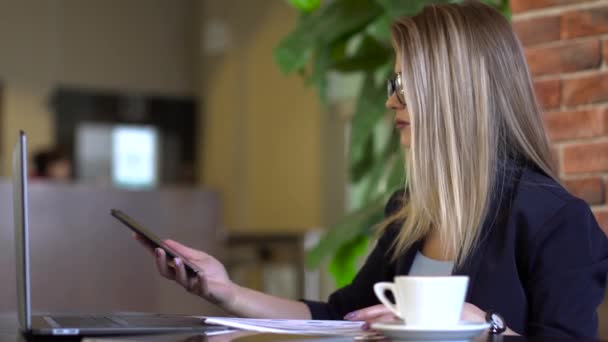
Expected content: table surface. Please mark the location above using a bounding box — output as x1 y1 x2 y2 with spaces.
0 313 597 342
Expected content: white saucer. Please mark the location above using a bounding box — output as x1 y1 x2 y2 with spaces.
370 321 490 341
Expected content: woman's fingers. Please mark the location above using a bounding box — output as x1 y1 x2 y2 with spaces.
154 246 204 296
155 248 176 280
187 274 199 292
366 313 400 325
164 240 204 260
174 257 190 289
150 240 229 304
361 314 400 331
182 263 210 299
344 304 401 331
345 304 396 321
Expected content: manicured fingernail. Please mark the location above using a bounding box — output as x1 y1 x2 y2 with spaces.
361 323 370 331
344 312 357 320
175 258 181 266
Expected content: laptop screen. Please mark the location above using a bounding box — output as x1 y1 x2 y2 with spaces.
13 131 31 331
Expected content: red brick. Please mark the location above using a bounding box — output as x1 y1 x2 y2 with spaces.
513 16 561 46
526 40 600 76
562 72 608 106
564 177 605 205
562 7 608 39
592 209 608 235
603 40 608 65
563 142 608 174
544 108 607 141
511 0 592 14
534 79 561 109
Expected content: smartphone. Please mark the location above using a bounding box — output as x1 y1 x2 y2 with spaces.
111 209 199 278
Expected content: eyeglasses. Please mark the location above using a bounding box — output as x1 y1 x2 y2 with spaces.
387 72 406 106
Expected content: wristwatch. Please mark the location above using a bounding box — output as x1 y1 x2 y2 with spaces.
485 311 506 335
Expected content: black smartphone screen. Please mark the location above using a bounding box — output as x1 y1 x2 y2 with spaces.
111 209 198 278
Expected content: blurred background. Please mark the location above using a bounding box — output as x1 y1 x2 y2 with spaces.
0 0 344 319
0 0 605 338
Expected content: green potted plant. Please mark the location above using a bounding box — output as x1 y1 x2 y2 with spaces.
274 0 511 287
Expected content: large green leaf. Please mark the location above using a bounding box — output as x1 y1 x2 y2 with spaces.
287 0 321 13
386 143 406 190
366 14 393 45
274 0 384 74
349 135 375 184
357 152 388 206
310 35 353 104
310 47 331 104
311 0 384 45
374 0 446 19
360 131 401 201
328 234 370 287
353 123 390 189
332 35 392 73
348 73 388 173
377 0 509 20
274 40 313 75
328 35 350 67
326 195 386 286
306 195 386 269
496 0 512 19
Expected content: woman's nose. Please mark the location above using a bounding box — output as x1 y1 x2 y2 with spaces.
385 94 402 111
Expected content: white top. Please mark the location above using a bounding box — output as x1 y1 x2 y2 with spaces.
408 251 454 276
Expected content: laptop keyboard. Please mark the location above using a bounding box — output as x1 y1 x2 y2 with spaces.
49 314 205 328
50 316 123 328
118 315 205 327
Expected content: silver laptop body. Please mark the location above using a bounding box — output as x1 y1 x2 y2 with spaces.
13 131 225 336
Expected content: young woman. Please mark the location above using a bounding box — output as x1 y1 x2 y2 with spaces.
136 1 608 338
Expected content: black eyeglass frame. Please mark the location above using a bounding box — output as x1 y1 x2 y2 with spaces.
387 72 406 106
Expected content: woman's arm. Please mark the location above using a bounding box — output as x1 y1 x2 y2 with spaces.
139 189 406 321
138 236 311 319
227 284 311 319
141 223 399 321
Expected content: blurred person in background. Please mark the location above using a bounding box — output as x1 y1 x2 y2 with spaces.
135 1 608 338
31 147 72 181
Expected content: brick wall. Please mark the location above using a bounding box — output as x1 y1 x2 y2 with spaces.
511 0 608 234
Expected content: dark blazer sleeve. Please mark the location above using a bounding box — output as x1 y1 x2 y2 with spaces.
525 198 608 338
302 190 405 320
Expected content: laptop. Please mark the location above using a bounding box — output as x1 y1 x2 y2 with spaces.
13 131 228 336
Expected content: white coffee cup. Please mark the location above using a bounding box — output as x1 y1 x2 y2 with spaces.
373 276 469 327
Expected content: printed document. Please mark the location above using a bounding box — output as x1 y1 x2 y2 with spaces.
203 317 365 335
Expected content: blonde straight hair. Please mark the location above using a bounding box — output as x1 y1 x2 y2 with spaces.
381 1 557 266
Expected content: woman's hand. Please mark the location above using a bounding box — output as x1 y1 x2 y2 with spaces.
344 302 516 333
460 302 486 323
343 304 400 330
461 303 519 336
134 234 236 307
134 233 311 319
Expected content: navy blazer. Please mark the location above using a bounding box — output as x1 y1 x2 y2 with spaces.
303 163 608 338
